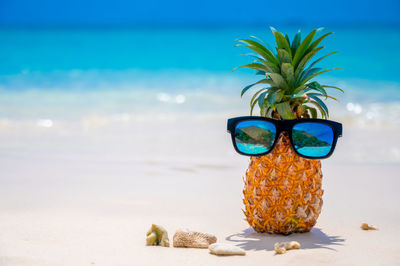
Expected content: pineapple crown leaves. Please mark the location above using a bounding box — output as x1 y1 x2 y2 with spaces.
234 27 343 120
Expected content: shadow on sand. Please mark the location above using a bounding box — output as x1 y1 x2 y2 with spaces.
226 227 345 251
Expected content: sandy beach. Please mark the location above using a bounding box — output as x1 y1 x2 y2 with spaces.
1 0 400 263
1 115 399 266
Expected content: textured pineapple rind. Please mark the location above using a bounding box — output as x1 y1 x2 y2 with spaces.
242 134 324 234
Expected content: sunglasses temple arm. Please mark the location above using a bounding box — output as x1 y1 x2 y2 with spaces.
227 119 233 133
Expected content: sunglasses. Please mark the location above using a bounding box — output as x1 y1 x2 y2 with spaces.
227 116 342 159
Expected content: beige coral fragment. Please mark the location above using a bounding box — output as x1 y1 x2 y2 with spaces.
173 229 217 248
274 241 301 254
146 224 170 247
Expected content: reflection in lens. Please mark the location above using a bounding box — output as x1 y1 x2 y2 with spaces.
292 122 334 158
235 120 276 155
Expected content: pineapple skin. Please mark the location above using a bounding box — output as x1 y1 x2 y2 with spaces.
243 133 324 234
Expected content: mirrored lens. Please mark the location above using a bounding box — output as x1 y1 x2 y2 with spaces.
234 120 276 155
292 122 334 158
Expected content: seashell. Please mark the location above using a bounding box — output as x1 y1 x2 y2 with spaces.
146 224 170 247
361 223 378 230
274 244 286 254
173 229 217 248
274 241 301 254
208 243 246 256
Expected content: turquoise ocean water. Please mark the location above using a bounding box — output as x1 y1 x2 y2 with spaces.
1 26 400 125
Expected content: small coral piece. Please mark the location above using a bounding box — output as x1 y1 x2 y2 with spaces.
146 224 170 247
274 243 286 254
173 229 217 248
274 241 301 254
208 243 246 256
361 223 378 230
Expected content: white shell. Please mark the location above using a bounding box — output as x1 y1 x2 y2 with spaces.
208 243 246 256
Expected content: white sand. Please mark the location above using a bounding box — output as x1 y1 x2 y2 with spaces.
1 116 400 265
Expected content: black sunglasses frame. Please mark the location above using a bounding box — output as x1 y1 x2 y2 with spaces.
227 116 343 159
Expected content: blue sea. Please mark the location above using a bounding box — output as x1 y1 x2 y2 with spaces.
1 26 400 125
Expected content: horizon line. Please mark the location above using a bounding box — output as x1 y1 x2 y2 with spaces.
1 21 400 29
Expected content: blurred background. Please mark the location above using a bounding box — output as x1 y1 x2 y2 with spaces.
1 0 400 163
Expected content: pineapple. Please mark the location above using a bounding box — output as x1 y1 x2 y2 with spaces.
235 27 342 234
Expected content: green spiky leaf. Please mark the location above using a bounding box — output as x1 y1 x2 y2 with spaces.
294 46 324 78
274 32 292 57
255 70 266 75
276 102 295 120
268 73 288 89
236 41 279 65
261 60 281 73
309 100 327 118
241 79 274 97
308 51 338 69
306 32 333 54
292 29 317 67
256 70 266 76
267 89 278 106
258 90 268 108
234 63 269 72
250 88 266 115
250 98 258 115
291 30 301 55
308 94 329 117
291 82 306 93
306 81 327 95
281 63 295 87
250 35 276 53
277 49 291 64
322 85 344 93
298 68 323 84
276 90 285 102
239 52 265 61
300 68 341 85
307 92 338 101
285 34 291 46
307 106 318 118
